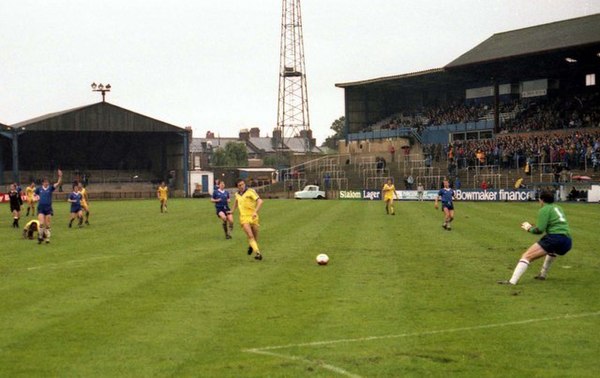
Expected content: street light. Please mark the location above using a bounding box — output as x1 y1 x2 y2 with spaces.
91 82 112 102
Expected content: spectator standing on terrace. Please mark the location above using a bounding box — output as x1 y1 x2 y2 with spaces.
403 145 410 162
498 190 572 285
389 145 396 163
417 183 424 202
425 154 432 168
406 175 414 190
476 149 486 167
324 173 331 190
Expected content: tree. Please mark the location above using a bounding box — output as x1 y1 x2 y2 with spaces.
321 116 345 150
211 142 248 167
263 153 290 168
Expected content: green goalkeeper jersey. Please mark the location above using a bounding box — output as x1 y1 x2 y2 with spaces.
529 203 571 238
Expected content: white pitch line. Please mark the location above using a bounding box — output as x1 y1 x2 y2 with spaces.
250 349 362 378
243 311 600 377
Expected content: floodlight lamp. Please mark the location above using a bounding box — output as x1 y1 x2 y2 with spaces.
106 84 111 89
565 57 577 63
91 82 97 89
597 52 600 58
98 83 104 90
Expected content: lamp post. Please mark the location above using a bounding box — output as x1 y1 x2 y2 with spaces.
91 82 111 102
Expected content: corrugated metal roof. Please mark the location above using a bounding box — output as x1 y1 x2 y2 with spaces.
11 102 184 132
335 14 600 89
446 13 600 68
335 68 445 88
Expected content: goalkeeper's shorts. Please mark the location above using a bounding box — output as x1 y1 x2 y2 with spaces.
538 234 572 256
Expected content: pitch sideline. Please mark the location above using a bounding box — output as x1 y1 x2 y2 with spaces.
243 311 600 377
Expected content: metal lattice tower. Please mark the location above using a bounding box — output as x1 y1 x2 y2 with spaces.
276 0 310 149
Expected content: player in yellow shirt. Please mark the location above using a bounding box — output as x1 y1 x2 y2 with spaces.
382 178 397 215
23 219 41 240
157 181 169 213
78 182 91 225
231 178 264 260
25 182 36 217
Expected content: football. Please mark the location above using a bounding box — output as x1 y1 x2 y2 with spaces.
316 253 329 265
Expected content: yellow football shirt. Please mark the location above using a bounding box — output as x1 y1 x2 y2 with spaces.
235 188 260 224
26 186 35 200
157 186 168 200
80 187 89 204
382 183 396 200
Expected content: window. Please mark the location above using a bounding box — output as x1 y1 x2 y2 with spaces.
586 73 596 86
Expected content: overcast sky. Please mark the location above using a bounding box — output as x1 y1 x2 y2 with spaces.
2 0 599 144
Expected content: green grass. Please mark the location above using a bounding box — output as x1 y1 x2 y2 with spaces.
1 198 599 377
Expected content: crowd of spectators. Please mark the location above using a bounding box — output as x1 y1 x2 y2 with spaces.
365 92 600 136
424 129 600 173
500 93 600 133
423 102 488 126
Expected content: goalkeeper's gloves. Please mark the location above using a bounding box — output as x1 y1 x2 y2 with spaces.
521 221 532 232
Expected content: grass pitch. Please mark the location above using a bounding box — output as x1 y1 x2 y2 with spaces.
1 198 599 377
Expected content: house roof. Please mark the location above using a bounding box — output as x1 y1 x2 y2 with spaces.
248 137 276 153
191 137 252 153
284 137 322 153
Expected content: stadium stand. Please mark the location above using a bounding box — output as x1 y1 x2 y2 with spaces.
269 14 600 193
1 102 190 198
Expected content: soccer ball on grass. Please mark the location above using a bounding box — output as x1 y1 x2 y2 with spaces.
316 253 329 265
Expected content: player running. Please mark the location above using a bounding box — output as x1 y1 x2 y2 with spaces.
23 219 41 240
68 184 84 228
498 190 572 285
8 183 23 228
157 181 168 213
231 178 264 260
382 178 397 215
35 169 63 244
434 179 455 230
78 182 91 225
211 180 234 239
25 182 36 217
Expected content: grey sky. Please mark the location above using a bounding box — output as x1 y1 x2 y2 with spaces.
2 0 599 144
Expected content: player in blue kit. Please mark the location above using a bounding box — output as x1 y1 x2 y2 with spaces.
67 184 84 228
210 180 234 239
34 169 63 244
434 179 456 230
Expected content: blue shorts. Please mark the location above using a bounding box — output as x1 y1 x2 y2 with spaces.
71 205 82 213
216 207 231 216
442 202 454 211
538 234 572 256
37 205 54 216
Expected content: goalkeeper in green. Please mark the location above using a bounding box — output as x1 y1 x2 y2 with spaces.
498 190 572 285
